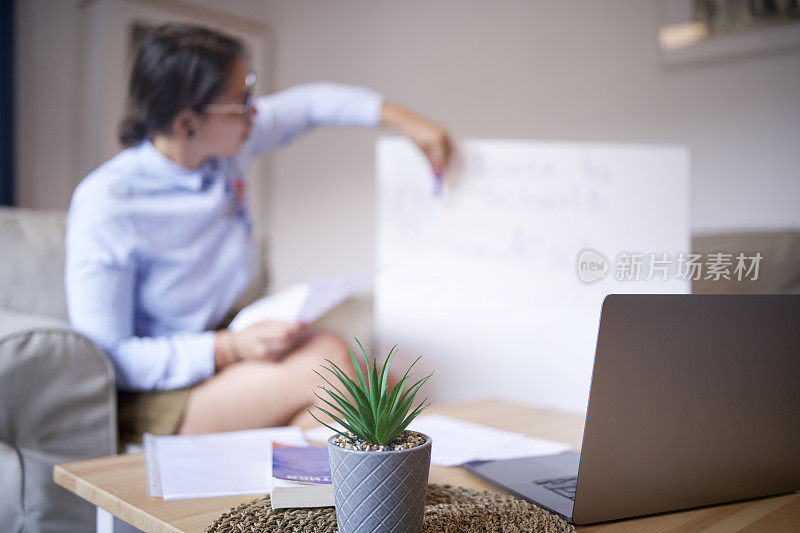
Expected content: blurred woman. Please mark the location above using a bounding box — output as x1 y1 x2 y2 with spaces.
66 24 452 440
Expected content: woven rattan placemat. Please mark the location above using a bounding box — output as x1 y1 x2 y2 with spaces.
205 483 576 532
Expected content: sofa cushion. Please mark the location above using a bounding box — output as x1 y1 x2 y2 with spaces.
692 230 800 294
0 207 69 320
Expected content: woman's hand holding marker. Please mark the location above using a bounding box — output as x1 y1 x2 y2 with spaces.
380 102 453 193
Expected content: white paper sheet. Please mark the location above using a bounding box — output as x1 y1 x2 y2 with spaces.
144 426 307 500
304 414 571 466
229 274 372 331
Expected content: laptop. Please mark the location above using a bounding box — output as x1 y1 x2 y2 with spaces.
464 294 800 525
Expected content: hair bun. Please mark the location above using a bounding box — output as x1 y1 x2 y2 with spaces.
118 114 148 146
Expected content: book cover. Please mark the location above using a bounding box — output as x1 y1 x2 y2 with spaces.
272 442 332 485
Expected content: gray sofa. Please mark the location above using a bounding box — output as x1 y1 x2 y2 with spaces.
0 208 116 533
0 207 271 532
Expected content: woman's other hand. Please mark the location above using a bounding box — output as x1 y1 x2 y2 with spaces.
380 102 453 177
214 320 307 368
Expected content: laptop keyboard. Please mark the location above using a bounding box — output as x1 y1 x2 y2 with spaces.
534 476 578 500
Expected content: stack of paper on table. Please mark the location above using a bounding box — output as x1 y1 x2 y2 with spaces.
144 426 306 500
229 274 371 331
143 417 569 499
304 414 571 466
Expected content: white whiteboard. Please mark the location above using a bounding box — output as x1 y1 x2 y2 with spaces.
375 137 690 414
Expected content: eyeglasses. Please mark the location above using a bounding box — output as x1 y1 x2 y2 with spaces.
203 72 256 118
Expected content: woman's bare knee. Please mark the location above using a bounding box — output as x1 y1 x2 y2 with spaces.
286 331 352 371
178 359 321 434
177 333 368 435
279 332 366 420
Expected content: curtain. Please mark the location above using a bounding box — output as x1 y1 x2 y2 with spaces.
0 0 15 206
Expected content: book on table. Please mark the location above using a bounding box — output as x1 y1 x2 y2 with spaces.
269 442 334 509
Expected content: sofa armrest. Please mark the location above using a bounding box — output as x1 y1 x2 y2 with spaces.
0 310 117 533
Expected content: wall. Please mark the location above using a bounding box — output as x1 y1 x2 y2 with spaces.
254 0 800 289
15 0 83 210
15 0 800 290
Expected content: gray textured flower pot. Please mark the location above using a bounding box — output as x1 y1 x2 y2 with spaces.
327 433 432 533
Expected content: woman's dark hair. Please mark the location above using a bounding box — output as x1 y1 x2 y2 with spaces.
119 24 245 146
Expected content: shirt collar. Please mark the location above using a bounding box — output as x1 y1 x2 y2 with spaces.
131 140 212 193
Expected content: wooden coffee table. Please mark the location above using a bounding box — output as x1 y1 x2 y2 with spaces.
54 400 799 532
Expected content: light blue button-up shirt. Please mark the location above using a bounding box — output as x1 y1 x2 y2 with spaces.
66 83 383 391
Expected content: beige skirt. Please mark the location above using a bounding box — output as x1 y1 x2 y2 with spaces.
117 387 193 444
114 308 242 444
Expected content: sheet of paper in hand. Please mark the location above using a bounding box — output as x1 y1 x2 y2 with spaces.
229 273 372 331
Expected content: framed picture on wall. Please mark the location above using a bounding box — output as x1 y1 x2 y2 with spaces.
657 0 800 66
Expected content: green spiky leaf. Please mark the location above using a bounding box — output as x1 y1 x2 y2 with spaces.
309 339 433 446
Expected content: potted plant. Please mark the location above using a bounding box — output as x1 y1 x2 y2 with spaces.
308 340 433 533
